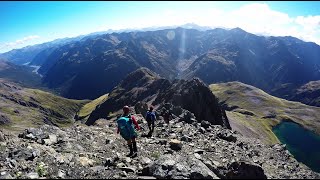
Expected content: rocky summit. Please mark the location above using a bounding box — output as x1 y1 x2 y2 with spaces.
87 68 230 129
0 105 319 179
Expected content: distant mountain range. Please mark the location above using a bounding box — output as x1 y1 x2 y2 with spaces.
1 26 319 103
0 31 118 65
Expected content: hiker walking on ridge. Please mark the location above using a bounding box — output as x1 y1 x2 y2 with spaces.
163 109 173 124
145 105 157 137
116 105 140 157
162 109 173 132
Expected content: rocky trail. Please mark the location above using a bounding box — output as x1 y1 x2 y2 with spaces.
0 106 319 179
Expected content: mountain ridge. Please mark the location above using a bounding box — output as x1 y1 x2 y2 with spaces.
1 26 320 105
86 67 230 129
38 27 320 100
210 81 320 144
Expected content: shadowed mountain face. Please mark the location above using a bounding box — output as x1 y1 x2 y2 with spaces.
2 27 320 100
271 80 320 107
0 60 41 88
0 45 51 65
38 28 320 99
293 81 320 107
182 30 320 91
86 68 230 129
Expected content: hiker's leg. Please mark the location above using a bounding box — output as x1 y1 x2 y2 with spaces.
148 121 154 135
127 139 132 145
147 121 151 131
132 137 137 157
147 121 152 136
132 137 138 152
126 139 133 157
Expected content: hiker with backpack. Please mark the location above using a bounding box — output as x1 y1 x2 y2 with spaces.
161 109 173 132
116 105 140 157
145 106 157 137
163 109 173 124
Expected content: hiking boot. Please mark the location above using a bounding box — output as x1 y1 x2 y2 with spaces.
126 152 133 157
131 142 138 158
126 144 133 157
131 152 137 158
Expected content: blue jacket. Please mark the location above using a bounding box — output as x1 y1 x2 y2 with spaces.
145 111 156 122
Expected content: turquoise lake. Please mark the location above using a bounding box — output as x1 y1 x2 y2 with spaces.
272 121 320 173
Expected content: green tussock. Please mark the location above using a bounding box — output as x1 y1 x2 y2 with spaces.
0 81 88 132
0 144 6 152
27 89 88 117
78 94 109 121
151 151 161 159
210 81 320 145
36 162 47 177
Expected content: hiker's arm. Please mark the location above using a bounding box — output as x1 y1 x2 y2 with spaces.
116 127 119 134
131 116 140 130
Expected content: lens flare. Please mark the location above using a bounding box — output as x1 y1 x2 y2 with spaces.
166 30 175 40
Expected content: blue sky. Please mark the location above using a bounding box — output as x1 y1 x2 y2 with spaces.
1 1 320 53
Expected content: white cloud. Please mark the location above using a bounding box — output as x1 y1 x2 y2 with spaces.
2 3 320 54
0 35 40 53
295 15 320 28
110 3 320 45
6 35 40 46
214 3 320 45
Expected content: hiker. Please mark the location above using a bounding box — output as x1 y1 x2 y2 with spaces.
145 105 156 136
161 109 173 132
163 109 173 124
116 105 140 157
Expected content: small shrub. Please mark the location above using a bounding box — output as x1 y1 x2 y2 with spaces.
36 162 47 177
151 151 160 159
16 171 22 178
0 144 6 152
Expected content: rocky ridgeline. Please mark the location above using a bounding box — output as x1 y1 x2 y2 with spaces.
87 68 230 129
0 106 319 179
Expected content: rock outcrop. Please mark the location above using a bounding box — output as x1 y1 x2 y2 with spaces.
0 107 319 179
87 68 230 129
0 114 11 125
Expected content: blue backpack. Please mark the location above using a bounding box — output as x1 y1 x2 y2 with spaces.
117 115 136 140
146 111 156 122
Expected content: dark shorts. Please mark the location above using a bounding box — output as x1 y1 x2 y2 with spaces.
120 130 137 141
147 120 155 126
123 135 136 141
